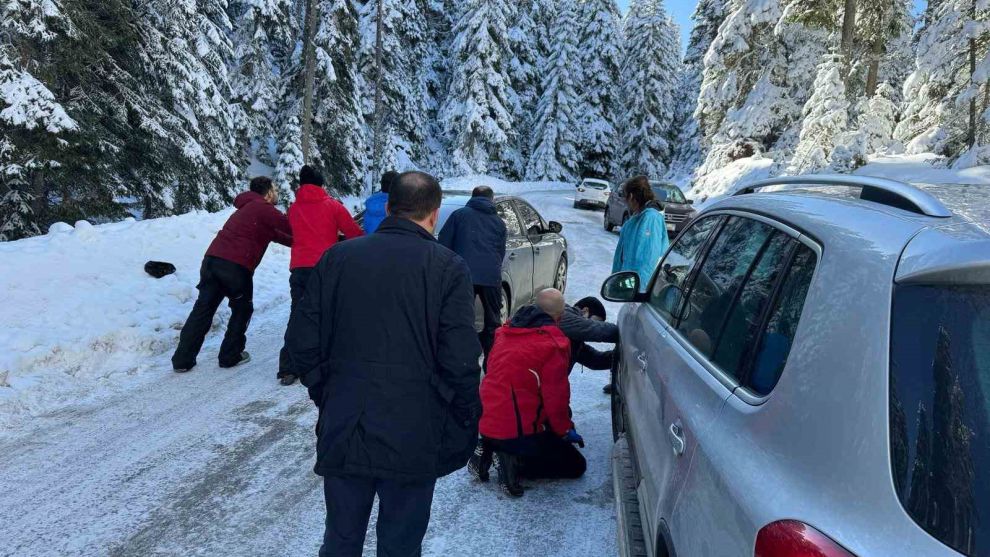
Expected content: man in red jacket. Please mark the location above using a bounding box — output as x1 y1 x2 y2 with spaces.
172 177 293 373
472 289 586 497
277 165 364 386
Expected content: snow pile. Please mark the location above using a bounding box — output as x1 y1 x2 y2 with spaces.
854 154 990 184
0 210 292 429
688 156 775 202
441 175 572 195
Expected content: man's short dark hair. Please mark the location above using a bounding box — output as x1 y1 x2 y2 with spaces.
380 171 400 194
575 296 607 321
472 186 494 199
250 176 274 196
389 171 442 221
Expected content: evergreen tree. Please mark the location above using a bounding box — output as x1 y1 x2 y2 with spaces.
854 0 913 97
787 53 849 174
669 0 726 180
832 83 900 172
440 0 521 178
896 0 990 161
507 0 541 166
0 186 41 241
618 0 682 178
229 0 296 167
526 0 581 181
576 0 623 179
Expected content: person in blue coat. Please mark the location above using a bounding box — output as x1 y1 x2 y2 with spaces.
439 186 507 368
612 176 670 292
363 170 398 233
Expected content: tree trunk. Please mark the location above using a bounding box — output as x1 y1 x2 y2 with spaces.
865 39 882 97
300 0 320 165
29 169 46 218
969 0 978 148
840 0 858 80
371 0 385 191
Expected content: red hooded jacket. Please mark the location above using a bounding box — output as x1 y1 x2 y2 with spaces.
206 191 293 271
479 306 573 440
288 184 364 269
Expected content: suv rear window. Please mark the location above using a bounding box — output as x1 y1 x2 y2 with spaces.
890 285 990 556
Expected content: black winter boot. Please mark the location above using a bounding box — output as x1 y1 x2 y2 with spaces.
467 441 493 482
495 452 524 498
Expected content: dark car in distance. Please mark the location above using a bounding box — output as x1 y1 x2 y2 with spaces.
604 181 698 236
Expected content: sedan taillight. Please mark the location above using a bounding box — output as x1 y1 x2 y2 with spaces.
755 521 855 557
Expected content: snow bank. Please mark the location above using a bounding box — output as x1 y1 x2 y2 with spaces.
688 156 775 202
442 174 572 194
0 210 292 429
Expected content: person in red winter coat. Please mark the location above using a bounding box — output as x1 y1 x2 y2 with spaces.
172 177 292 373
277 165 364 385
472 288 586 497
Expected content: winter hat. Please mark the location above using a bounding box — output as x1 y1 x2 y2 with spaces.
575 296 607 321
300 165 325 187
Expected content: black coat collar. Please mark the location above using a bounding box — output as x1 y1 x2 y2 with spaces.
377 216 437 242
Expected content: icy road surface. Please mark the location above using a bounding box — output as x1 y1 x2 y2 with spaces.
0 190 621 557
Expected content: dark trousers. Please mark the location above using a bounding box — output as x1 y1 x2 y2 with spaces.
474 285 502 370
172 256 253 369
320 475 436 557
485 432 586 479
278 267 314 378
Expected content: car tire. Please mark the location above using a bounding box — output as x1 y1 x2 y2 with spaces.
604 211 615 232
553 255 568 293
611 353 625 442
573 200 580 209
500 285 510 323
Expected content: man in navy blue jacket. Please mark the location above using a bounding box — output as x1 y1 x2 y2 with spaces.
438 186 507 369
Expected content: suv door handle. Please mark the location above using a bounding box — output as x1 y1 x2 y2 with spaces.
668 421 686 457
636 353 648 370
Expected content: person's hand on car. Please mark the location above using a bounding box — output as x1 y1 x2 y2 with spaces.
563 428 585 448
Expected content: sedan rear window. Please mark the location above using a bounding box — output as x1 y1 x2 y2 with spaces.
890 285 990 556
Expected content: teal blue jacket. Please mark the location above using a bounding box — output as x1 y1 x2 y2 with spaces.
611 207 670 291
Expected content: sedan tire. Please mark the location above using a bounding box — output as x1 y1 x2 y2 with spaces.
553 255 568 294
604 211 615 232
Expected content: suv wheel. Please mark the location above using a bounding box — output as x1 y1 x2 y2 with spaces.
500 286 510 323
611 355 626 441
604 210 615 232
553 256 568 293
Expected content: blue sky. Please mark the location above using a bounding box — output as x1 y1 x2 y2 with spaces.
616 0 928 54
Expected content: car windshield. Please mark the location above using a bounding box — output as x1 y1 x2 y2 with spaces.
651 183 687 204
583 181 609 190
890 285 990 556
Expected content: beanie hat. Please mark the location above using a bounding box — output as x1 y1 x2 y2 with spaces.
300 165 325 187
574 296 607 321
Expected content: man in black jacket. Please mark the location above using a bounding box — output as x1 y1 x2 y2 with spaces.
559 296 619 376
438 186 507 369
287 171 482 557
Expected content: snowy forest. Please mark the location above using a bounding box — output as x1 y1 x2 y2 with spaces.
1 0 989 240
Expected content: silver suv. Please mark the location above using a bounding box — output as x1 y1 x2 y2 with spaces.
602 176 989 557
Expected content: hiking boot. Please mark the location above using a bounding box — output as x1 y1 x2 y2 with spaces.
467 443 493 482
221 352 251 369
173 365 194 374
495 452 524 498
279 374 297 386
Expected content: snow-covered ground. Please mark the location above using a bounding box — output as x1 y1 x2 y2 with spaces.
0 188 619 556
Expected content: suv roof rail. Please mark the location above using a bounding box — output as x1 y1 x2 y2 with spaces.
733 175 953 218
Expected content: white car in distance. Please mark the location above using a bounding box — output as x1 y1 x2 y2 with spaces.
574 178 612 209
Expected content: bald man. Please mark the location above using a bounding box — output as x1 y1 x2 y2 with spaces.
471 288 586 497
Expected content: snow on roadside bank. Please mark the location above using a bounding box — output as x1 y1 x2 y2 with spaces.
442 174 572 194
0 210 292 430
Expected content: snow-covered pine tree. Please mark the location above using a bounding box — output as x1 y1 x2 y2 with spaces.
832 82 900 172
507 0 541 166
787 52 849 174
618 0 682 179
275 0 366 193
668 0 726 181
576 0 623 179
526 0 582 181
0 186 41 241
854 0 913 98
229 0 297 168
896 0 990 161
440 0 521 178
695 0 790 177
357 0 433 173
415 0 457 176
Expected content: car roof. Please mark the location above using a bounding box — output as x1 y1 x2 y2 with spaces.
440 191 515 207
707 181 990 279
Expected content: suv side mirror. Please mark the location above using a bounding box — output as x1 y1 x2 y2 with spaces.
602 272 641 302
527 224 542 236
548 221 563 234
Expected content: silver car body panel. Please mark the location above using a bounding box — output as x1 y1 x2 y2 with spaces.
617 185 984 556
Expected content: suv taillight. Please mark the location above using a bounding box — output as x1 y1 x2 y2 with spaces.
755 520 855 557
